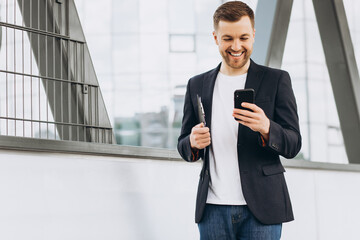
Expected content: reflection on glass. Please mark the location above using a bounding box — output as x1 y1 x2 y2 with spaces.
343 0 360 73
169 35 195 53
282 0 347 163
73 0 287 150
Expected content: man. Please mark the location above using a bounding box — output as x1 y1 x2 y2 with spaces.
177 1 302 239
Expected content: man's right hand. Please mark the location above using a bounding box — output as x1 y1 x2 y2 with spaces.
190 123 211 150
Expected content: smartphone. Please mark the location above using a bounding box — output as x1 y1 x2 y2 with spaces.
234 89 255 120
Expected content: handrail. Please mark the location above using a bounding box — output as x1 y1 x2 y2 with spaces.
0 135 359 172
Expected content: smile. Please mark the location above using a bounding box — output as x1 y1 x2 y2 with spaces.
228 51 244 57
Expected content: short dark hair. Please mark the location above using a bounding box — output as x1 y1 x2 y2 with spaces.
213 1 255 30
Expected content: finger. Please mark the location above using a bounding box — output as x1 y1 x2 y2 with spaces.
233 114 258 124
199 132 211 138
198 139 211 146
194 133 211 142
233 107 260 118
193 126 210 134
194 122 205 128
241 102 260 112
236 118 256 129
233 109 259 119
199 133 211 140
193 135 210 145
198 139 211 147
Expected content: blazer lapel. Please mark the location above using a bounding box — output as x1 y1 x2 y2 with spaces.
238 59 264 145
244 59 264 95
199 60 264 147
202 63 221 130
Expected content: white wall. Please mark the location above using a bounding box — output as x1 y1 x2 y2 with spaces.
284 168 360 239
0 149 359 240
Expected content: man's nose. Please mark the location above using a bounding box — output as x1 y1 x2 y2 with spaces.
231 40 241 51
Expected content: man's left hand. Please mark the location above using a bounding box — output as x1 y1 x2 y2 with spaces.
232 102 270 142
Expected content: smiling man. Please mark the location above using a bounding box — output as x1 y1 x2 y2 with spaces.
177 1 302 240
214 16 254 75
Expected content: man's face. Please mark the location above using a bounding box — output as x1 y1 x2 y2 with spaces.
213 17 255 72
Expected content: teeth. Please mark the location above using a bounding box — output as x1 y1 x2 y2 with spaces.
230 52 243 57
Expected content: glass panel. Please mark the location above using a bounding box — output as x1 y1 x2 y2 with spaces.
139 0 167 33
169 0 195 33
168 53 197 75
139 33 169 73
74 0 259 149
169 34 195 52
112 0 139 34
85 34 112 75
343 0 360 74
113 35 140 74
282 0 348 163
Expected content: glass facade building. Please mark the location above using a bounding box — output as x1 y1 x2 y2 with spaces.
74 0 360 163
2 0 360 163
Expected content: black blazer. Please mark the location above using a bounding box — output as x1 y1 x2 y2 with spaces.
177 59 302 224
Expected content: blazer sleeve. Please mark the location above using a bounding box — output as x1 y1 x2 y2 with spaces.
263 71 302 159
177 79 204 162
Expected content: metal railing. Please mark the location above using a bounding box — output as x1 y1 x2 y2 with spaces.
0 0 114 143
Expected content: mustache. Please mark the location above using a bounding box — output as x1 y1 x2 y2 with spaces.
227 49 245 53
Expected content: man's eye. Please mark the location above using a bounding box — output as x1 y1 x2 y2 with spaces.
223 39 231 41
241 38 249 40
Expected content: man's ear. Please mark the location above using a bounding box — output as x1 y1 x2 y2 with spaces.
213 31 219 45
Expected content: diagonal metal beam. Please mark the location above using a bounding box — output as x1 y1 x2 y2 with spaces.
17 0 114 143
252 0 293 68
313 0 360 164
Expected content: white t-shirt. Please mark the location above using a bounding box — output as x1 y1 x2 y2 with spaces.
206 71 247 205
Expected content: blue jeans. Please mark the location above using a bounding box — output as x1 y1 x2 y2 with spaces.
198 204 282 240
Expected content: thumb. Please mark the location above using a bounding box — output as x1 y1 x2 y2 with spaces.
195 122 204 128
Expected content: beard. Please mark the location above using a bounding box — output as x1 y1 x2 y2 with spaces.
221 48 252 70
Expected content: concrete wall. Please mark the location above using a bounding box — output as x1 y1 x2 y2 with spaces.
0 149 359 240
